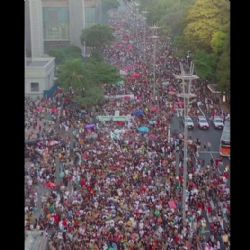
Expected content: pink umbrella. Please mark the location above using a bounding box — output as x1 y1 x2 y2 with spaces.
36 107 43 113
168 200 177 209
131 73 141 79
46 182 56 190
150 106 160 112
51 108 58 114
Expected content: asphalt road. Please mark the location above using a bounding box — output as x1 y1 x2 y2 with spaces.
170 112 229 167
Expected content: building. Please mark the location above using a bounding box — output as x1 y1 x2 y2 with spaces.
25 0 102 97
25 57 55 98
25 0 56 98
25 0 102 54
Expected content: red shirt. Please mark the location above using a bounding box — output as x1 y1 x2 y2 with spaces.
53 214 60 225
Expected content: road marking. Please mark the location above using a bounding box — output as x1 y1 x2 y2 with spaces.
209 151 214 161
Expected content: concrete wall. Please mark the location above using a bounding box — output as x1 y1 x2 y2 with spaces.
25 58 55 97
25 0 32 57
29 0 44 57
69 0 85 49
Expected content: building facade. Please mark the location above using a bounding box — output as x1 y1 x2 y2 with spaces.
25 0 102 53
25 57 55 98
25 0 102 97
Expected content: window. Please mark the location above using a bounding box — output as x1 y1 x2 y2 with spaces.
43 7 69 40
30 82 39 92
85 7 96 28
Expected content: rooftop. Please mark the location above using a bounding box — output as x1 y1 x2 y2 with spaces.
26 57 54 68
26 60 49 67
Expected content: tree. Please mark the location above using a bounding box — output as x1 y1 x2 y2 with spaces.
48 46 82 65
83 57 121 85
74 84 104 107
138 0 195 39
193 50 217 81
57 57 121 107
183 0 229 52
216 32 230 93
80 24 114 53
57 59 86 92
211 31 227 55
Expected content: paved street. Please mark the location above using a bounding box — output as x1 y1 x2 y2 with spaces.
170 106 230 168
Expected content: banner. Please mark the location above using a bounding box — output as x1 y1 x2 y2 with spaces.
104 94 135 100
97 115 131 122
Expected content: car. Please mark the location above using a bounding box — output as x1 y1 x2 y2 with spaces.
213 116 224 129
183 116 194 129
197 116 209 130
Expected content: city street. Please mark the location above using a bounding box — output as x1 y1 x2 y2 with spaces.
171 114 222 164
25 1 230 249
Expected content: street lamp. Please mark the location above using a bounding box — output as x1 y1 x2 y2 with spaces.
150 34 159 102
141 10 148 61
149 25 160 102
174 62 199 226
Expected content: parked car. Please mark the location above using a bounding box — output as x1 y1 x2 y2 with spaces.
183 116 194 129
198 116 209 130
213 116 224 129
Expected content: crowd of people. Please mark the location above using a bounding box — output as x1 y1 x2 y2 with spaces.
25 5 230 250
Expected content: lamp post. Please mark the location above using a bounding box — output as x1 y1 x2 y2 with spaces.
132 2 140 48
150 25 160 102
174 61 199 226
141 10 148 61
150 34 159 102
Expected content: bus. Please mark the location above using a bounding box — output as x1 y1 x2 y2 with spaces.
219 119 230 157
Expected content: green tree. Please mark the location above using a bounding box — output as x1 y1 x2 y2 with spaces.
216 32 230 93
74 84 104 107
57 57 121 107
193 50 217 81
183 0 229 52
57 59 86 92
48 46 82 65
138 0 195 39
211 31 227 55
83 57 121 85
80 24 114 53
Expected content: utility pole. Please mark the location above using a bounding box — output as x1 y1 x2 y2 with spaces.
150 25 159 102
141 10 148 61
134 2 140 48
174 61 198 226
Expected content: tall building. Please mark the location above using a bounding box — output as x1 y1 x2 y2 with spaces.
25 0 55 98
26 0 102 53
25 0 102 98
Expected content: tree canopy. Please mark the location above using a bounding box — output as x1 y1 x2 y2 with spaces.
80 24 114 53
138 0 230 94
183 0 229 52
48 46 82 65
193 50 217 81
57 57 120 107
